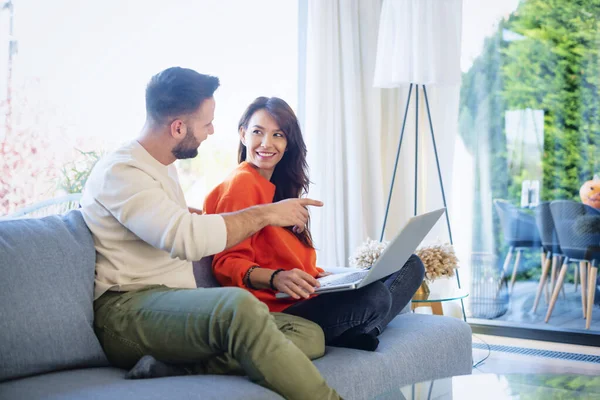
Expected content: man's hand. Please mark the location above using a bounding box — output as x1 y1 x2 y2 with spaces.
272 268 320 299
265 198 323 233
188 207 203 215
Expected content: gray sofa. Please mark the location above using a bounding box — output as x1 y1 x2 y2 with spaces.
0 211 472 400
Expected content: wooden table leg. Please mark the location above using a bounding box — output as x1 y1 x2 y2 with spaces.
430 302 444 315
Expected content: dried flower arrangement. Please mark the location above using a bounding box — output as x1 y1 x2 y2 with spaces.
348 238 459 284
348 238 389 269
416 243 459 283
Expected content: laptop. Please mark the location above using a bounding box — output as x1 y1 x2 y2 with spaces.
275 208 445 298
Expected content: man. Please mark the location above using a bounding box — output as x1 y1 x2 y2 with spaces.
80 67 340 400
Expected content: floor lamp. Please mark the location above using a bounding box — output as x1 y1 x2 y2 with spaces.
373 0 467 321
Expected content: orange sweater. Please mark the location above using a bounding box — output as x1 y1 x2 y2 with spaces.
203 162 322 312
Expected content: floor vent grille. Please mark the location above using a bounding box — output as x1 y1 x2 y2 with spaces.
473 343 600 364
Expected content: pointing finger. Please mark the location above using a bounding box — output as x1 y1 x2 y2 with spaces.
299 198 323 207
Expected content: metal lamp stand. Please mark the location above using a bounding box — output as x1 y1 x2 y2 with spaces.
379 83 467 322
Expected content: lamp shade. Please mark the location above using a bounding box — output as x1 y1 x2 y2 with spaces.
373 0 463 87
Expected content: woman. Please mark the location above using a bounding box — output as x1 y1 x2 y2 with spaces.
204 97 425 351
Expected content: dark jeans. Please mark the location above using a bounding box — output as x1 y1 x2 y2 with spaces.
283 254 425 345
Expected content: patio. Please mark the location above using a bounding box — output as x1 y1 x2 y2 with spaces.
492 280 600 332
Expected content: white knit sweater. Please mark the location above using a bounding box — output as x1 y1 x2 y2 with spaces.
80 140 226 299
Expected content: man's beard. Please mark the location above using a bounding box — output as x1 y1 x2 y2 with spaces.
172 130 200 160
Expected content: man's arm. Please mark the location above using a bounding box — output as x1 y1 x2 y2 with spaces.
92 163 227 261
93 163 322 260
221 198 323 249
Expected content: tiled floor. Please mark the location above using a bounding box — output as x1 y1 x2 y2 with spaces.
472 334 600 377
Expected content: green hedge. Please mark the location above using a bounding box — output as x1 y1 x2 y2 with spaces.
459 0 600 276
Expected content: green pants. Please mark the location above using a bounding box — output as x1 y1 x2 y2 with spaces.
94 285 340 400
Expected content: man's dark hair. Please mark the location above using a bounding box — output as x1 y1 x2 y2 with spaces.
145 67 219 125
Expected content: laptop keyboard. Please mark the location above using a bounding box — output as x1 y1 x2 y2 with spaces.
318 270 369 288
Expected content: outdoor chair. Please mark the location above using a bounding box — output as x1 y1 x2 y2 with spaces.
531 202 578 313
494 199 542 294
547 200 600 329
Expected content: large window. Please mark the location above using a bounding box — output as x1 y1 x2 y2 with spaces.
0 0 298 215
459 0 600 339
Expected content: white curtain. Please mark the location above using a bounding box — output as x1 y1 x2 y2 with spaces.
304 0 462 268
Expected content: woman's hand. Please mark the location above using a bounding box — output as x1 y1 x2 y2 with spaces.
317 271 333 278
272 268 320 299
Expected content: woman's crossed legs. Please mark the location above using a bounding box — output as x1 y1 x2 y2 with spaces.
283 254 425 351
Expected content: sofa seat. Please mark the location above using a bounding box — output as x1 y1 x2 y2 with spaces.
315 313 472 399
0 313 472 400
1 212 472 400
0 368 282 400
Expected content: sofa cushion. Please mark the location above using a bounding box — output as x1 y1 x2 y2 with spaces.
0 367 283 400
0 313 473 399
0 210 108 382
314 313 473 399
193 256 220 288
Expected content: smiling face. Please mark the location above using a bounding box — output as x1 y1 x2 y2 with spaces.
240 109 287 181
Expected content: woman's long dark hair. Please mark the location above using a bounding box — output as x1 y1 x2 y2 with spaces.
238 97 314 248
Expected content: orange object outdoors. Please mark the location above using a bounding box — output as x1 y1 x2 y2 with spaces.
580 176 600 209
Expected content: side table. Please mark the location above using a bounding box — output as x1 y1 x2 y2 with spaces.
411 282 468 316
